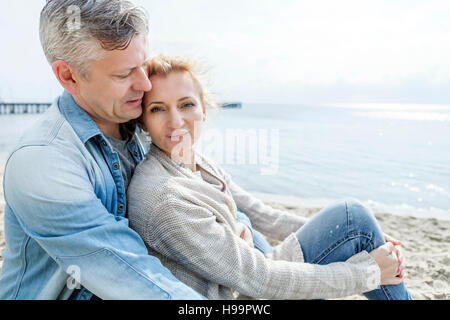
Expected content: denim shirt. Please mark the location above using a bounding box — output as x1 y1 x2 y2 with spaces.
0 91 212 300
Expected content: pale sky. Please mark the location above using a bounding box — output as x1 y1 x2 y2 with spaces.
1 0 450 104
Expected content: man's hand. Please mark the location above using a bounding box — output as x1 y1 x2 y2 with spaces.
236 222 254 248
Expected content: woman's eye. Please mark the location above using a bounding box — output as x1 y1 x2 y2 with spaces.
182 102 195 109
150 107 163 113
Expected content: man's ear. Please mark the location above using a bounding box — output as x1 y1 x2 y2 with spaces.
51 60 80 95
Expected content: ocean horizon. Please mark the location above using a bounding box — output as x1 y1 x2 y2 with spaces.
1 102 449 220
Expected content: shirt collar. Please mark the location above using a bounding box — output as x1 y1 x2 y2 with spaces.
58 90 102 144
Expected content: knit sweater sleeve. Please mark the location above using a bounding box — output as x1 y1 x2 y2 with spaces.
219 171 309 241
135 187 381 300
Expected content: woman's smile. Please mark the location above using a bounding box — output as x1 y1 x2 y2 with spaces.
167 130 189 141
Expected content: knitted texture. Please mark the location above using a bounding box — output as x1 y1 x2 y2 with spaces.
127 144 381 299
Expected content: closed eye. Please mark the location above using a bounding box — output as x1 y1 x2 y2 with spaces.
115 73 131 79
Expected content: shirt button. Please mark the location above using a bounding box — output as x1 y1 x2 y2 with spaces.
113 163 120 170
134 151 139 157
102 141 107 147
118 204 125 211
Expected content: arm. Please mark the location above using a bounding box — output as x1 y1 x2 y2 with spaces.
235 210 252 229
226 176 309 241
141 193 380 299
3 146 204 300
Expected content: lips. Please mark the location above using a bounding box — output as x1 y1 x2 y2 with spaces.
126 93 144 105
167 131 189 141
127 98 143 105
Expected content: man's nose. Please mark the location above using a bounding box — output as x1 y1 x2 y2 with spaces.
132 66 152 92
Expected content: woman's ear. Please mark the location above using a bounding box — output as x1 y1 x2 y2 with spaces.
52 60 80 95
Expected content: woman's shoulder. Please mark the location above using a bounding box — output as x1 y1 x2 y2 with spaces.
197 153 232 183
128 152 198 202
127 154 172 198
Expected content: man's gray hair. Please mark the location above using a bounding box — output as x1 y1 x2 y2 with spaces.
40 0 149 78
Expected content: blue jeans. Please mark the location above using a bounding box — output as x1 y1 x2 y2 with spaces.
253 198 412 300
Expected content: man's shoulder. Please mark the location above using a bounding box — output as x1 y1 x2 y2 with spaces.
9 98 85 159
15 98 68 147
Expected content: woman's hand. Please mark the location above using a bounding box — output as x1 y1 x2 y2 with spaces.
384 233 406 279
369 242 404 285
236 222 254 248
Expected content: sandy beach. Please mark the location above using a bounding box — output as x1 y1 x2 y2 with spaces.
0 164 449 300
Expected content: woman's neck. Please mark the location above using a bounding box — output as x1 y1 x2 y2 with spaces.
162 145 198 172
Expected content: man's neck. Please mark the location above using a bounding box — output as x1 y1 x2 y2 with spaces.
72 94 124 140
97 122 123 140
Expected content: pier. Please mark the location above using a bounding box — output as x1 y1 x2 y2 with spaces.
0 102 51 115
221 102 242 109
0 101 241 115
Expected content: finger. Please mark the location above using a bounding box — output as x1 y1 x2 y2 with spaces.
384 233 402 246
388 238 402 246
391 251 399 263
236 223 244 234
397 265 404 276
384 242 395 254
400 257 406 268
396 251 405 266
243 229 254 248
393 246 402 260
389 252 400 271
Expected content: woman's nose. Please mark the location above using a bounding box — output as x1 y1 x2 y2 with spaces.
169 109 184 128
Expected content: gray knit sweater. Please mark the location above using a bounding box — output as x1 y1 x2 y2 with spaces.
127 144 381 300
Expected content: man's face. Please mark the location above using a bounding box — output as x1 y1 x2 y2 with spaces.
74 34 152 126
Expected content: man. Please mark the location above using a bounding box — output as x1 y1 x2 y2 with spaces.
0 0 258 300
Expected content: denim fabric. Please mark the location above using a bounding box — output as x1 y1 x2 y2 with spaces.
0 91 206 300
295 198 412 300
235 208 274 255
252 230 274 254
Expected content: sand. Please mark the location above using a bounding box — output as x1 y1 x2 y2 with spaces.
0 164 449 300
260 198 450 300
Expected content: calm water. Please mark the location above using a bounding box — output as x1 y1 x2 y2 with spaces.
1 103 449 219
202 103 450 219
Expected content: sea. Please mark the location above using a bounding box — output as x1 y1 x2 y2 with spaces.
1 103 449 220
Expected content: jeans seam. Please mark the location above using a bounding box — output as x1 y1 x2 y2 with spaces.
313 232 373 264
381 285 394 300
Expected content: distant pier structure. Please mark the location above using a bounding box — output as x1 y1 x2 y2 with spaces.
221 102 242 109
0 102 51 115
0 101 241 115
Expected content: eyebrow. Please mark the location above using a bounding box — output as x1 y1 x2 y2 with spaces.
148 97 193 106
113 57 151 74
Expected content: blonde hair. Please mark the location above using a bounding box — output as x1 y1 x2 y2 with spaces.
146 54 218 109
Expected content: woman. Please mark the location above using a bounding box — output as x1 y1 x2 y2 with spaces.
127 54 412 300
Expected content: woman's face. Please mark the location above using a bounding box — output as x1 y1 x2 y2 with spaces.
141 71 206 158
